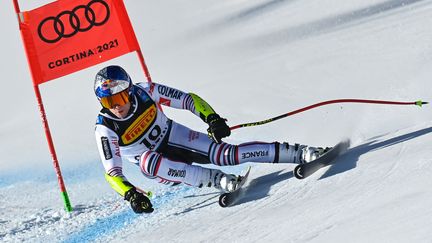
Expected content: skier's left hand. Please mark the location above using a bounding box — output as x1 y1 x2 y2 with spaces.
207 114 231 143
124 188 154 214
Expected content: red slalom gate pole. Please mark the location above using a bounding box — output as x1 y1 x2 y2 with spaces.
136 49 152 83
230 99 428 131
33 86 73 212
13 0 72 212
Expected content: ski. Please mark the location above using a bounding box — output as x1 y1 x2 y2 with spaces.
294 139 350 179
218 166 251 208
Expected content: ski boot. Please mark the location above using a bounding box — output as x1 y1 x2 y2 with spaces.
219 173 243 193
197 168 241 193
300 146 331 163
278 142 331 164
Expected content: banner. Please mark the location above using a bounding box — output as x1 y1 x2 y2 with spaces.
18 0 140 85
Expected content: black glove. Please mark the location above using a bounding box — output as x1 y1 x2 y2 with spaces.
207 114 231 144
124 188 154 214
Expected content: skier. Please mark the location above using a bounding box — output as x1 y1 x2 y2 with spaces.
94 65 327 214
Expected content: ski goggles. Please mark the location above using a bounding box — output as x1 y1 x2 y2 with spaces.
100 89 130 109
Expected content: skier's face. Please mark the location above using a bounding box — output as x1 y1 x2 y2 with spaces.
109 102 131 118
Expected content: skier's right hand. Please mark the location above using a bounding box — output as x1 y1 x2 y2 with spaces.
124 188 154 214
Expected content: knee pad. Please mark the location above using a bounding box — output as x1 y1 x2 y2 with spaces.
139 150 162 177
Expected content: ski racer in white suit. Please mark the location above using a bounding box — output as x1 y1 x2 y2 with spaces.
94 65 325 214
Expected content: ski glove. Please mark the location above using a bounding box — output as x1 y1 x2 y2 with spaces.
124 188 154 214
207 114 231 144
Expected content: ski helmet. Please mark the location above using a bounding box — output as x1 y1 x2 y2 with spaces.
94 65 133 109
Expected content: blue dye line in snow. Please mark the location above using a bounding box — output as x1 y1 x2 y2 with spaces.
63 209 138 243
63 186 192 243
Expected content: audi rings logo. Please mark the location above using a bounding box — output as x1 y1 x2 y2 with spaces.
37 0 110 44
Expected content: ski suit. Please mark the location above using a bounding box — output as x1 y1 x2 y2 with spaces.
95 82 300 197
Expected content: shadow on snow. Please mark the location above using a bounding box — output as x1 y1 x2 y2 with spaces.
225 126 432 207
236 170 294 205
320 126 432 179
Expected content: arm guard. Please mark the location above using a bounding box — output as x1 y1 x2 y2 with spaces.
189 93 217 123
105 174 134 197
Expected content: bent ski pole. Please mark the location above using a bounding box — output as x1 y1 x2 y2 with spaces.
230 99 428 131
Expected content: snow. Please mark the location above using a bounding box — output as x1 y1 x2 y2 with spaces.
1 0 432 242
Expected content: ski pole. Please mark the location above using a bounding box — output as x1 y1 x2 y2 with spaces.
136 186 154 199
230 99 428 131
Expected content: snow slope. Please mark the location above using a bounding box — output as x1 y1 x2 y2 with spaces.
1 0 432 242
